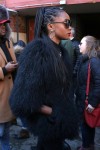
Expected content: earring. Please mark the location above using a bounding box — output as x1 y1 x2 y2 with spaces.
49 30 55 39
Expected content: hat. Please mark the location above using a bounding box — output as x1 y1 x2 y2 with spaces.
0 19 10 24
0 5 10 24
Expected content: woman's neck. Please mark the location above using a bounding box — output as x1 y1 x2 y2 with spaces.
49 35 60 45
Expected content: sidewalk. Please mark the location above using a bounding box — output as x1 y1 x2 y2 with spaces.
65 127 100 150
0 125 100 150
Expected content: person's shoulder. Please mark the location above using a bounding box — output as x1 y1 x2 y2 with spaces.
60 39 73 51
61 39 72 45
27 38 45 49
23 38 47 58
72 38 80 44
90 57 100 71
90 57 100 64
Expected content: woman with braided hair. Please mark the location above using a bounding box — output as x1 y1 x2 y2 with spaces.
10 6 78 150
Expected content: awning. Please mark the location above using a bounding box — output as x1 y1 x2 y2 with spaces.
6 0 63 10
5 0 100 15
67 0 100 4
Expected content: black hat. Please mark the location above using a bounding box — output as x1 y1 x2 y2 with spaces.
0 5 10 24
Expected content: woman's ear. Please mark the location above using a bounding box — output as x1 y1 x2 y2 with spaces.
47 23 55 32
47 23 55 39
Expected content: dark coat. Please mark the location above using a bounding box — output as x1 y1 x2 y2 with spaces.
60 40 74 69
71 38 80 68
10 38 78 140
74 54 100 120
61 39 80 70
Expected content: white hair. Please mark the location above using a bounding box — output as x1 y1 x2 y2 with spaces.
71 27 75 37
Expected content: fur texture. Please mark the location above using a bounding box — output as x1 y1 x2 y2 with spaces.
10 38 79 140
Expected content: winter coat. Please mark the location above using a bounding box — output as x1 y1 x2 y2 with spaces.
71 38 80 68
61 39 80 69
61 40 74 65
0 40 16 123
74 54 100 120
10 38 78 141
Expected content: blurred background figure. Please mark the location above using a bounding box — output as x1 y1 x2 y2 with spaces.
69 27 81 68
61 26 80 70
13 40 30 139
0 5 18 150
14 40 26 60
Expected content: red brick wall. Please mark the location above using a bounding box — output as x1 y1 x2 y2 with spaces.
10 15 26 33
0 0 5 5
6 0 60 9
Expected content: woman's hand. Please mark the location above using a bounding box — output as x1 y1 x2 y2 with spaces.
86 104 95 113
5 61 18 73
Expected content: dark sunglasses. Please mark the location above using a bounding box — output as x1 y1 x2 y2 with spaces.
51 20 72 28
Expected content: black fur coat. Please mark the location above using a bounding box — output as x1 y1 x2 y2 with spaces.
10 38 78 140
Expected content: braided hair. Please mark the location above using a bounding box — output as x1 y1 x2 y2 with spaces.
34 7 71 89
34 7 65 38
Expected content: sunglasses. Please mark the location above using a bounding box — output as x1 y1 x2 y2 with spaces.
51 20 72 28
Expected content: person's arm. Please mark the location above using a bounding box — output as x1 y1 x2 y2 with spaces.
40 105 52 115
88 58 100 107
2 67 8 76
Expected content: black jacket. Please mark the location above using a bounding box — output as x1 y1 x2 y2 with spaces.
10 38 78 140
71 38 80 68
74 54 100 120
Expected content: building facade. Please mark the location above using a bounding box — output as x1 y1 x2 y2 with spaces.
0 0 100 43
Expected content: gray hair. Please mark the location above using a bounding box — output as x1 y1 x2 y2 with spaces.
71 27 75 37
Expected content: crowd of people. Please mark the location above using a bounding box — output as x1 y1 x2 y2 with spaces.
0 4 100 150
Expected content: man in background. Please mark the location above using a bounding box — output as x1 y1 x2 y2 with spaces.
69 27 80 68
61 27 80 69
14 40 30 139
0 5 18 149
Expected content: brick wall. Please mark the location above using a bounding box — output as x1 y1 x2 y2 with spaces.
9 14 27 43
0 0 5 5
10 15 26 33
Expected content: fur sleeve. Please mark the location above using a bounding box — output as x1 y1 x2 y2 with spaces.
9 39 48 117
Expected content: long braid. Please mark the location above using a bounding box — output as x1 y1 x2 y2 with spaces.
34 7 45 38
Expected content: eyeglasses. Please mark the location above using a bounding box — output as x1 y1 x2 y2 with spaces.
51 20 72 28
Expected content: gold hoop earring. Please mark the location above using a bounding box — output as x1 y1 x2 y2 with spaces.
49 30 55 39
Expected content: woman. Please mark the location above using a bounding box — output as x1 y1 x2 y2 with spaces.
14 40 26 60
10 7 78 150
74 36 100 150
